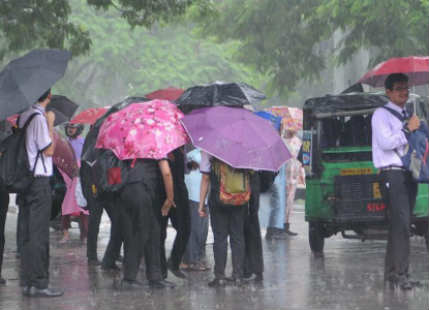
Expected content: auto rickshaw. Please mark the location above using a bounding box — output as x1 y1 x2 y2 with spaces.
302 92 429 253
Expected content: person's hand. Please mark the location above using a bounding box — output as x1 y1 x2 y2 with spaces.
161 198 175 216
198 205 208 217
46 111 55 128
407 115 420 132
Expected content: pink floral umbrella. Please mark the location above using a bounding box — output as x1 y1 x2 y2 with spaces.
95 99 189 160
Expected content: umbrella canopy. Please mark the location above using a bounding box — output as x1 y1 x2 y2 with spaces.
145 87 184 101
181 106 291 171
254 110 282 131
0 49 71 120
53 130 79 179
176 82 266 113
268 106 303 131
70 106 110 125
358 56 429 87
95 99 189 160
47 95 79 126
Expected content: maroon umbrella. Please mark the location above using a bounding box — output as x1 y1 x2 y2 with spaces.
145 87 184 101
52 130 78 178
358 56 429 87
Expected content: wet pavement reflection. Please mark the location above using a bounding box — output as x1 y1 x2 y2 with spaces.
1 205 428 310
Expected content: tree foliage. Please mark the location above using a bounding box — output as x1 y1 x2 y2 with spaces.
0 0 200 59
53 0 263 109
0 0 91 58
193 0 429 95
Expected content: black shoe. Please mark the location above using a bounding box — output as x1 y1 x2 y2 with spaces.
87 258 101 266
167 261 186 279
243 273 263 282
101 263 120 271
265 228 287 240
148 279 176 289
284 223 298 236
169 268 187 279
24 286 64 297
208 278 226 287
119 279 144 290
0 277 6 285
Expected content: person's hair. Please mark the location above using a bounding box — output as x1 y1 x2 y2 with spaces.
37 88 51 102
384 73 408 90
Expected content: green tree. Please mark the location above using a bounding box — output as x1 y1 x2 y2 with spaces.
0 0 202 59
193 0 429 96
53 0 264 108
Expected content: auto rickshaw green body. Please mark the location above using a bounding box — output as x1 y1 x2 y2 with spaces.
303 93 429 253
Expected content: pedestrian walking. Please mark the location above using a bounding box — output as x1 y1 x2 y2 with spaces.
0 186 9 285
18 89 63 297
199 151 249 287
118 158 175 289
59 123 88 244
181 149 209 271
371 73 420 290
158 147 191 279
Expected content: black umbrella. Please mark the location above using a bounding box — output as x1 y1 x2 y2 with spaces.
0 49 71 120
175 82 266 113
46 95 79 126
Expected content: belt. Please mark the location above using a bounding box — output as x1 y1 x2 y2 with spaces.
379 165 406 171
33 175 50 179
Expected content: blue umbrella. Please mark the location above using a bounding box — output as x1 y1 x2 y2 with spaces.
254 110 282 131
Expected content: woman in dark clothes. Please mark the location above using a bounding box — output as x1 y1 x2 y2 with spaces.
118 158 175 289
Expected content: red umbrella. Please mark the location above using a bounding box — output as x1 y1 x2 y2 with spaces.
70 106 110 125
358 56 429 87
53 130 79 178
145 87 184 101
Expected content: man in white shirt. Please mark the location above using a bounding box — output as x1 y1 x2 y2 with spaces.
371 73 420 290
18 89 63 297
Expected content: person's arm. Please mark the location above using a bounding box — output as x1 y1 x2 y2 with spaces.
372 109 408 151
158 159 175 216
198 173 210 217
43 111 56 156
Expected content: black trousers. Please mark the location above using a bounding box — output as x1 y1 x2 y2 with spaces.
379 170 417 281
159 186 191 274
20 177 52 289
0 187 9 276
209 203 247 279
243 174 263 276
119 182 162 281
86 193 122 265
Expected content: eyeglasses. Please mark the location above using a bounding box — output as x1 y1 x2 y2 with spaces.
393 86 409 92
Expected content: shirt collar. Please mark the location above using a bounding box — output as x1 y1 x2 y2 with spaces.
31 103 46 113
386 101 405 114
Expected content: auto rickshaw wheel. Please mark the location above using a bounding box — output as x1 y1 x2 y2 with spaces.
309 221 325 254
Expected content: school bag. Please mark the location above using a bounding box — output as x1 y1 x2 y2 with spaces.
0 112 41 193
210 158 251 207
381 105 429 183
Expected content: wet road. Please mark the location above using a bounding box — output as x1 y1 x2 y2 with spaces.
0 201 428 310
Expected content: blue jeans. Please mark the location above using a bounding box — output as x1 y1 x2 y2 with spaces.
267 165 286 229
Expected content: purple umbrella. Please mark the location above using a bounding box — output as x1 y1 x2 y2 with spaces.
181 106 291 171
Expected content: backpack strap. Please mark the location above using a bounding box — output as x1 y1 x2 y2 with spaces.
381 105 408 160
21 112 46 174
381 105 406 122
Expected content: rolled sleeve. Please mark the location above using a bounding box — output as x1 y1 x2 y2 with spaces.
199 151 211 174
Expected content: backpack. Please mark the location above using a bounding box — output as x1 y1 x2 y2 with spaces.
0 112 41 193
382 105 429 183
259 170 278 193
210 158 251 207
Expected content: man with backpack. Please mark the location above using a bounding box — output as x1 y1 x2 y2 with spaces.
371 73 420 290
17 89 63 297
198 151 250 287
